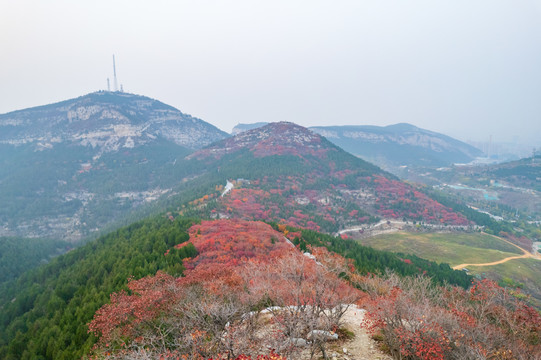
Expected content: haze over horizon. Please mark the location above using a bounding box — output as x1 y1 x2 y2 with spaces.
1 1 540 146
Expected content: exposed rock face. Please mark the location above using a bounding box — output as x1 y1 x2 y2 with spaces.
310 123 483 168
0 91 228 153
315 125 474 155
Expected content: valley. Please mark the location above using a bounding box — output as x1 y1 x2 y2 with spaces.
352 230 541 303
3 2 541 358
0 95 539 360
353 231 526 267
416 155 541 223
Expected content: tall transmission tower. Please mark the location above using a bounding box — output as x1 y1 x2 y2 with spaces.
107 78 111 92
113 55 118 92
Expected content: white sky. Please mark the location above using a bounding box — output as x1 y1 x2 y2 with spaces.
1 1 540 144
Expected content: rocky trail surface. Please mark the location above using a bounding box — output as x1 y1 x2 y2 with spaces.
300 305 391 360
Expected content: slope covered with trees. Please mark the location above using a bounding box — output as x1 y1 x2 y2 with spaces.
0 216 198 360
0 215 472 360
0 237 70 285
0 91 228 241
85 219 473 359
180 122 470 232
360 274 541 360
81 219 537 360
2 121 534 359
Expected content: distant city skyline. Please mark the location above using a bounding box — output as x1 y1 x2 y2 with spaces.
1 1 540 145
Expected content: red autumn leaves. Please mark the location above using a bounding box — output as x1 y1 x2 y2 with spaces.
359 275 541 360
372 176 469 225
88 220 360 359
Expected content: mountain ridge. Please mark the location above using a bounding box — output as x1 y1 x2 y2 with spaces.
0 98 538 360
181 122 470 234
311 123 481 158
190 122 332 160
231 122 483 171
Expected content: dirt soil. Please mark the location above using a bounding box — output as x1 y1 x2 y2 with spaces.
299 304 392 360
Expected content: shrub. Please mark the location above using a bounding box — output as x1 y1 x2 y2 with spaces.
358 274 541 360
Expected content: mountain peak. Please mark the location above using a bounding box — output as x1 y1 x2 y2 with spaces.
383 123 420 132
190 122 328 159
0 92 228 241
0 91 227 151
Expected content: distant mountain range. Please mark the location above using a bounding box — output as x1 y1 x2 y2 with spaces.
231 122 268 135
232 122 484 171
1 94 538 360
0 93 477 242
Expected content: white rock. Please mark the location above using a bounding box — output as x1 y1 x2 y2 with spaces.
288 338 308 347
307 330 338 341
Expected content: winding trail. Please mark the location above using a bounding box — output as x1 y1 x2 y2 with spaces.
341 221 540 271
452 254 531 270
453 233 541 270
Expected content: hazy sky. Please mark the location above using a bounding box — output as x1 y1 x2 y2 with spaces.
1 1 540 144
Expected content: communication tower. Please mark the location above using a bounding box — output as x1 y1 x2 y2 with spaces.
113 55 118 92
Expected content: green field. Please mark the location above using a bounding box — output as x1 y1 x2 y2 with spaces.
467 258 541 288
357 232 522 267
468 258 541 305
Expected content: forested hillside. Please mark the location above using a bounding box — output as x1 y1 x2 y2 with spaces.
0 215 471 360
1 119 537 360
79 218 536 360
0 216 198 359
0 237 70 285
180 122 470 232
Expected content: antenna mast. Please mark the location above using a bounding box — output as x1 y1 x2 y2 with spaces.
113 54 118 92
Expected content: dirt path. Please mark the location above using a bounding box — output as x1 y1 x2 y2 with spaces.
453 233 541 270
300 304 391 360
453 254 532 270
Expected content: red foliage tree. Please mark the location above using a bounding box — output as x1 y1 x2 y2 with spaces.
372 175 470 226
358 274 541 360
88 220 362 360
